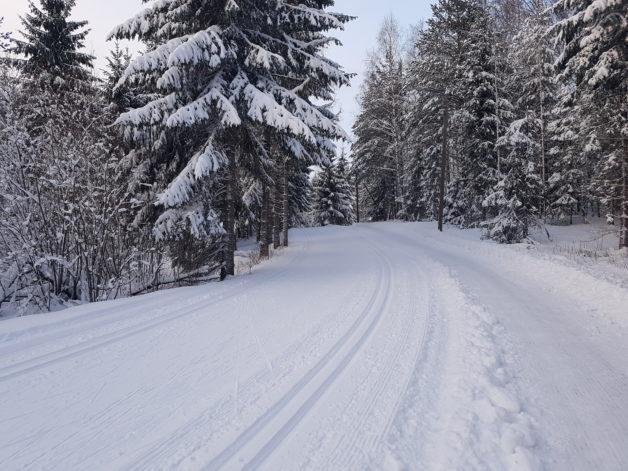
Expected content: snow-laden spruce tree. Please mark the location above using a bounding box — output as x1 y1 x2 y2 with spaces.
482 0 555 241
401 24 432 222
482 162 542 243
404 0 480 224
546 87 588 223
504 0 557 218
448 2 512 228
483 132 543 243
110 0 351 275
551 0 627 247
312 153 355 226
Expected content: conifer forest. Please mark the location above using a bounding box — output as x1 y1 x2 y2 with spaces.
0 1 625 313
0 2 627 470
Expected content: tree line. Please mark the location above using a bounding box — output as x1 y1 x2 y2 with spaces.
0 0 353 314
1 0 624 315
352 0 627 246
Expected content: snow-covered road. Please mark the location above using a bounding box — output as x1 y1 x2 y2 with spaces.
1 223 627 470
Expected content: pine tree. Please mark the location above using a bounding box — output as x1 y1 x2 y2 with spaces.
110 0 351 276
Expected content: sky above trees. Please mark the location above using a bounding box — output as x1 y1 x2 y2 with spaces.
2 0 434 139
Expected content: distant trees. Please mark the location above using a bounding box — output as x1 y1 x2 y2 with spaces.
353 0 627 246
312 152 355 226
352 16 407 222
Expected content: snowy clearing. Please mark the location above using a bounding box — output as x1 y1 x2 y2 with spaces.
1 222 627 471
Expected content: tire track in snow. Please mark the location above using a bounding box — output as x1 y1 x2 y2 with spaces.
0 237 311 383
199 242 393 470
113 234 381 471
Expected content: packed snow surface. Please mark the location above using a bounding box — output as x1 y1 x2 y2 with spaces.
1 222 627 470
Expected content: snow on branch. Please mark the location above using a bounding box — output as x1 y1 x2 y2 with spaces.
166 75 241 127
156 138 227 208
167 27 226 68
116 93 177 127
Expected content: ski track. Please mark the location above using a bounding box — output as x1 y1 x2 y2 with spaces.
0 237 310 379
1 222 627 470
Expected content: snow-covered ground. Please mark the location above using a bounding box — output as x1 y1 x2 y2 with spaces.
1 222 627 470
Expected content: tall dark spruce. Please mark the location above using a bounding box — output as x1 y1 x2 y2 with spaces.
10 0 93 88
551 0 627 248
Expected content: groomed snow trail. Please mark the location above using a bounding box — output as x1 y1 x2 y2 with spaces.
1 223 627 470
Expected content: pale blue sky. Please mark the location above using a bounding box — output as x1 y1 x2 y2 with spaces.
2 0 435 138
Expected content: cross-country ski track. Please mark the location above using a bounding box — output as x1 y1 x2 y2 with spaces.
1 222 627 471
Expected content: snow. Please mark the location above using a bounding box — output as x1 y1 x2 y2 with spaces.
1 222 627 470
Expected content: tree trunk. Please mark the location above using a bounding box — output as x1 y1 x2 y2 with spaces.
621 140 628 249
438 100 449 232
224 154 237 276
260 186 270 258
273 164 282 249
355 177 360 223
282 160 289 247
265 184 274 255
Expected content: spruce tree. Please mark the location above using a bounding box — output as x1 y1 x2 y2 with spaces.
547 88 587 223
448 2 510 228
102 41 137 113
505 1 556 218
483 132 543 243
10 0 93 87
551 0 628 247
289 162 313 228
483 0 554 240
404 0 479 225
312 154 355 227
334 151 356 224
110 0 351 276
